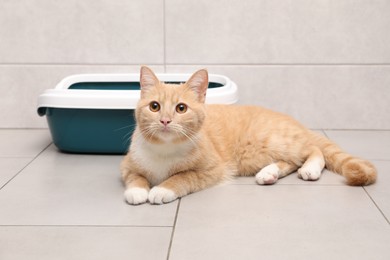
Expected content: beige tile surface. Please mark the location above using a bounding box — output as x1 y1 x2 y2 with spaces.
365 161 390 222
0 129 51 157
1 1 389 129
0 0 164 64
0 226 172 260
325 130 390 160
1 128 389 258
0 145 177 226
0 158 31 187
170 185 390 260
165 0 390 64
0 65 164 128
167 65 390 129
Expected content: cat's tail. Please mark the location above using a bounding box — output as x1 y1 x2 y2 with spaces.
313 133 377 186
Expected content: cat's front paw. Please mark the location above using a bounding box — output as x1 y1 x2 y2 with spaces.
148 187 177 204
124 187 149 205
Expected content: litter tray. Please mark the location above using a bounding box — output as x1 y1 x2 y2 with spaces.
37 73 238 154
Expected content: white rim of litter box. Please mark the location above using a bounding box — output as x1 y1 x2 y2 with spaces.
37 73 238 114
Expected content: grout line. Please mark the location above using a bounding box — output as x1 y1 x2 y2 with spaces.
230 183 345 186
0 142 52 191
322 129 390 132
363 187 390 225
165 63 390 66
166 198 181 260
0 63 165 67
0 225 174 228
0 128 49 130
322 129 330 138
2 63 390 67
0 156 37 159
163 0 167 73
2 128 389 132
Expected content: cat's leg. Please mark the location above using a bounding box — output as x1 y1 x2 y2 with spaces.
121 154 151 205
148 166 226 204
122 172 151 205
297 146 325 181
256 161 298 185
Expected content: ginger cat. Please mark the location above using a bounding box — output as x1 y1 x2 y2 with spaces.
121 66 377 205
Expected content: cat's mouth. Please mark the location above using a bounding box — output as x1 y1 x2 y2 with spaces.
155 125 175 138
161 125 171 132
142 123 190 143
156 124 189 143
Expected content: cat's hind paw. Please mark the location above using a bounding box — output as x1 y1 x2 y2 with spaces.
297 168 322 181
124 187 149 205
298 160 324 181
148 187 178 204
255 164 279 185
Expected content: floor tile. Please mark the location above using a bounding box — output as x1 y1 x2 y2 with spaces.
0 129 51 157
0 226 171 260
170 185 390 260
365 160 390 222
1 129 389 260
324 130 390 160
0 158 31 188
0 145 177 226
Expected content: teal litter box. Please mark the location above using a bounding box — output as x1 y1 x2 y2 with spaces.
37 73 238 154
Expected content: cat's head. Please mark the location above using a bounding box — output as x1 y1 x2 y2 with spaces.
135 66 208 144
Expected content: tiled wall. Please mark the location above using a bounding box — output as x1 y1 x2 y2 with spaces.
1 0 389 129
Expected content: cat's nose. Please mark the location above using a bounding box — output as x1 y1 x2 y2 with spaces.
160 119 172 126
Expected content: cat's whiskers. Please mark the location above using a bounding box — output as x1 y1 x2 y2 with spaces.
121 132 132 148
114 123 137 132
138 125 158 142
170 124 200 147
113 124 135 149
121 126 136 143
170 124 183 141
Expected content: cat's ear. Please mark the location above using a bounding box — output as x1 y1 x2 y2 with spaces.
186 69 208 103
140 66 160 98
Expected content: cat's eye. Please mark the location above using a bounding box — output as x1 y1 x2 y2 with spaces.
176 103 188 114
149 101 160 112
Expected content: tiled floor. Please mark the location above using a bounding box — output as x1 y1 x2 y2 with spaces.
0 129 389 260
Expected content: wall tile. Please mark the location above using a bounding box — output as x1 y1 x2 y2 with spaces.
0 0 164 64
167 65 390 129
324 131 390 160
0 65 164 128
4 64 385 129
1 1 390 129
165 0 390 64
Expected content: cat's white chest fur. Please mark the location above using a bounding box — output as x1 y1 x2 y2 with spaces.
131 134 195 186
